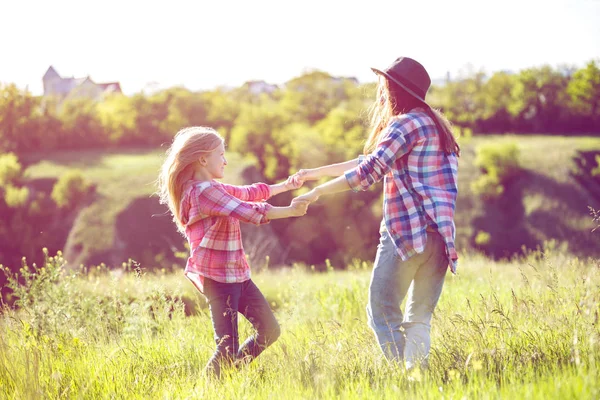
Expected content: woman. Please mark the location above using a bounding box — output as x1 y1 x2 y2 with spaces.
291 56 460 370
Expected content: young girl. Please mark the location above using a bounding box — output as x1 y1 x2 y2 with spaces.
157 126 308 378
292 57 460 370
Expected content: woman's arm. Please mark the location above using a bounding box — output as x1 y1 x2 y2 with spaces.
293 158 360 182
293 116 421 204
293 175 352 203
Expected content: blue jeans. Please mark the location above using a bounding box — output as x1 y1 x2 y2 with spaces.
203 278 280 377
366 228 447 369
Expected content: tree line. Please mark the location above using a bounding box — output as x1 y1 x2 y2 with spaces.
1 60 599 159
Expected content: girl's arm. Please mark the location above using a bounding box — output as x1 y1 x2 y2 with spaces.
195 185 271 225
220 180 303 200
219 182 271 202
266 200 309 219
268 177 304 197
195 184 307 225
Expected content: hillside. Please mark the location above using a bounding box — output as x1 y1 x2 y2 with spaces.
18 135 600 270
455 135 600 259
21 148 257 268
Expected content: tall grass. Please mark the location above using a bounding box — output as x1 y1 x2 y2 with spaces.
1 248 599 399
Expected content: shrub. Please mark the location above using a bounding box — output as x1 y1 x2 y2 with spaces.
0 152 22 187
474 230 492 246
50 170 92 208
470 173 504 198
471 141 521 199
3 184 29 208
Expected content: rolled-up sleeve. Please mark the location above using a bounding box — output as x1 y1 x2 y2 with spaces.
251 202 272 224
220 182 272 201
345 117 418 192
195 185 272 225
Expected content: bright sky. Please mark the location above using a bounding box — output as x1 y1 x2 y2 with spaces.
1 0 599 95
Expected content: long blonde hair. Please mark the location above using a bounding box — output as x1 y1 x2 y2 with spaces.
157 127 224 234
364 77 460 156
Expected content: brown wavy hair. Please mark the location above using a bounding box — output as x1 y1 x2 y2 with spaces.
364 76 460 156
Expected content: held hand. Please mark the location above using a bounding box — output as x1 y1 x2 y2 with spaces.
289 199 310 217
284 174 304 190
290 169 319 187
293 189 320 204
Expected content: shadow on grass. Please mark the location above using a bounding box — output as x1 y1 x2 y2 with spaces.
111 196 186 269
571 149 600 200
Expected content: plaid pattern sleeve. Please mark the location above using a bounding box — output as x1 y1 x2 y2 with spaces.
193 183 272 226
344 115 419 192
344 110 459 273
220 182 272 202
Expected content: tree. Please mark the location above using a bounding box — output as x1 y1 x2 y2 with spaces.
96 94 137 144
478 71 517 132
567 60 600 125
131 92 172 145
59 97 106 148
201 89 241 142
160 88 209 133
279 70 357 125
314 100 368 161
429 68 487 131
0 84 42 152
509 66 570 132
228 99 287 180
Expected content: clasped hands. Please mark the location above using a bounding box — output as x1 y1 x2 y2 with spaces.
285 169 320 216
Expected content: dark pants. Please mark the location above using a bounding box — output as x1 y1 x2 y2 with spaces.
203 278 280 377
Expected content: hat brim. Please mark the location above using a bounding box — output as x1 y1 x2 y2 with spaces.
371 67 428 106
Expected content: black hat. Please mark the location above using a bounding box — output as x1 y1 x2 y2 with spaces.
371 57 431 104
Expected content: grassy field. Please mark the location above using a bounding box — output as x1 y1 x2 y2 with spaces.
3 135 598 398
0 248 598 399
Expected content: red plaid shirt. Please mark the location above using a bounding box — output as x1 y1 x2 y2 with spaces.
180 180 272 291
344 109 459 272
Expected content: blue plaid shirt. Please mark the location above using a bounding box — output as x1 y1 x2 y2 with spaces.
344 109 459 272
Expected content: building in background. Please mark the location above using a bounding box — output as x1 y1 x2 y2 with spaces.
42 66 122 102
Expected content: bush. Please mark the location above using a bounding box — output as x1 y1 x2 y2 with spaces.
471 141 521 199
0 153 22 187
474 230 492 246
50 170 92 208
470 173 504 198
3 184 29 208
